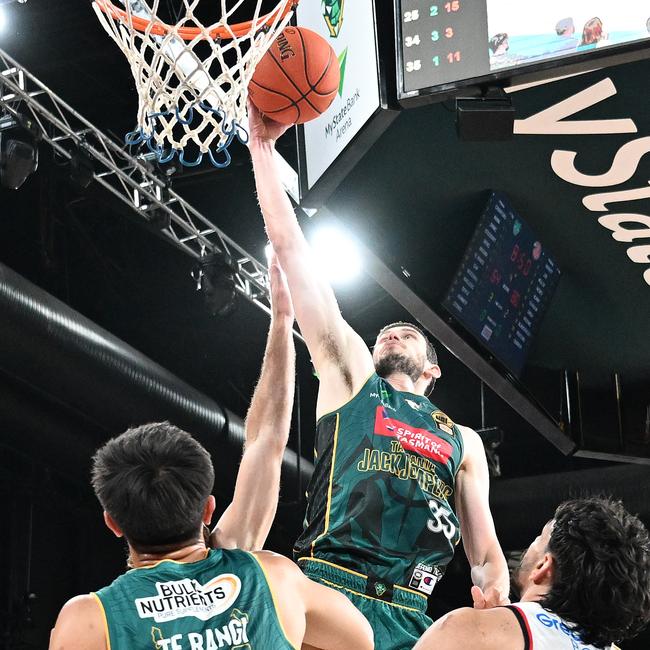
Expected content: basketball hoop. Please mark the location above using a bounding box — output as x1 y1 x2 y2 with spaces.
92 0 297 168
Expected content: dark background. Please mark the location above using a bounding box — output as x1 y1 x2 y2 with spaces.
1 1 649 648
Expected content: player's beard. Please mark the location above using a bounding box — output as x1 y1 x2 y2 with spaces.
375 352 423 383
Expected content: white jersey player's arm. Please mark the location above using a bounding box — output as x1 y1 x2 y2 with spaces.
247 103 374 419
413 606 522 650
212 256 295 551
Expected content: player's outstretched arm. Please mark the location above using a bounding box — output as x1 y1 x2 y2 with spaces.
49 594 106 650
255 551 374 650
413 607 520 650
456 426 510 608
247 104 374 414
212 256 295 551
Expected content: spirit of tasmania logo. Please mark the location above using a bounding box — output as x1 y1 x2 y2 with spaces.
322 0 344 37
135 575 241 623
374 406 453 463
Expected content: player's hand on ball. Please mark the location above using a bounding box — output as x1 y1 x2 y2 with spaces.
268 249 294 322
471 585 510 609
247 100 291 145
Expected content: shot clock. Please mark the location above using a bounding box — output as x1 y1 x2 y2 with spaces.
443 192 561 377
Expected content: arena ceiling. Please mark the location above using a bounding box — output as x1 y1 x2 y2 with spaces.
1 2 649 475
1 3 650 648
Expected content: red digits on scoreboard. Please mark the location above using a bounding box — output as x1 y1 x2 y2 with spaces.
510 290 521 308
444 0 460 12
511 244 519 262
510 245 535 276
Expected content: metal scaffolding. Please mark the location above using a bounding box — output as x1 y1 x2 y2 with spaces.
0 47 273 316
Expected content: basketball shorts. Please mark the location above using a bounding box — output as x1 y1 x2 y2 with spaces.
299 558 433 650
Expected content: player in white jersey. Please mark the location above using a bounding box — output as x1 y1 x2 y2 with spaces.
414 497 650 650
505 601 613 650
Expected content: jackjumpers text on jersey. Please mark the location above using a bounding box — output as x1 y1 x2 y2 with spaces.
294 373 464 596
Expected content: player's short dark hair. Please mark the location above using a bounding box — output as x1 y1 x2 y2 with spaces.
540 497 650 647
91 422 215 550
378 322 438 393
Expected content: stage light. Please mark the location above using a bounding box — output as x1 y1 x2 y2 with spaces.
69 147 94 189
0 118 39 190
264 242 273 264
0 8 6 31
192 250 238 318
310 226 362 285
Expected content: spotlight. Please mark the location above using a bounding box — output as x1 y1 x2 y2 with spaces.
192 250 238 318
69 146 94 189
310 226 362 285
0 117 39 190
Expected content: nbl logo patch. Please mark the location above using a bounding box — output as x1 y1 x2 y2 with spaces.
135 574 241 623
432 410 455 437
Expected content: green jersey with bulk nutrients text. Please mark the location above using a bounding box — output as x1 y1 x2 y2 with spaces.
294 373 464 597
94 548 295 650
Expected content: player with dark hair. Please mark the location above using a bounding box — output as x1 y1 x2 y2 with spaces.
49 258 374 650
248 105 509 649
414 496 650 649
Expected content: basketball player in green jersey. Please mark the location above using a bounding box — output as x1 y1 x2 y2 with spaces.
248 104 509 649
50 259 374 650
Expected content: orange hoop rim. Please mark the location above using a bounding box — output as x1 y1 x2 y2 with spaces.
94 0 297 41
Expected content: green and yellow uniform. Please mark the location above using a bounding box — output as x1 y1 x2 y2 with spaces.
294 373 464 649
94 548 295 649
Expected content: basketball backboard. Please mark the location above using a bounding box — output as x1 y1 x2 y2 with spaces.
290 0 399 208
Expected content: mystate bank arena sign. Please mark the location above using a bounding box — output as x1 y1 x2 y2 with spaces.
296 0 381 190
511 75 650 287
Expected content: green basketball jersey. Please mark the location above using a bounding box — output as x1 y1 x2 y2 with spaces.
94 548 295 650
294 373 464 597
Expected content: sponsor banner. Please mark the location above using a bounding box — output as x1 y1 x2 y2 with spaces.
374 406 453 463
135 575 241 623
297 0 381 189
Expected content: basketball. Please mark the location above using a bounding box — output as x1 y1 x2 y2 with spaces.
249 26 340 125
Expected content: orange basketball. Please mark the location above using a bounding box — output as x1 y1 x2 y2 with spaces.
249 26 340 125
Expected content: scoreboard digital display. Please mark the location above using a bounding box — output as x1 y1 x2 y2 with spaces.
395 1 650 101
443 192 561 377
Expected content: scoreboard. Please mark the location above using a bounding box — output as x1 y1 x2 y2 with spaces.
443 192 561 377
398 1 490 93
395 1 650 103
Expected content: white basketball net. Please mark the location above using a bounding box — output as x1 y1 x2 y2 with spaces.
92 0 295 167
